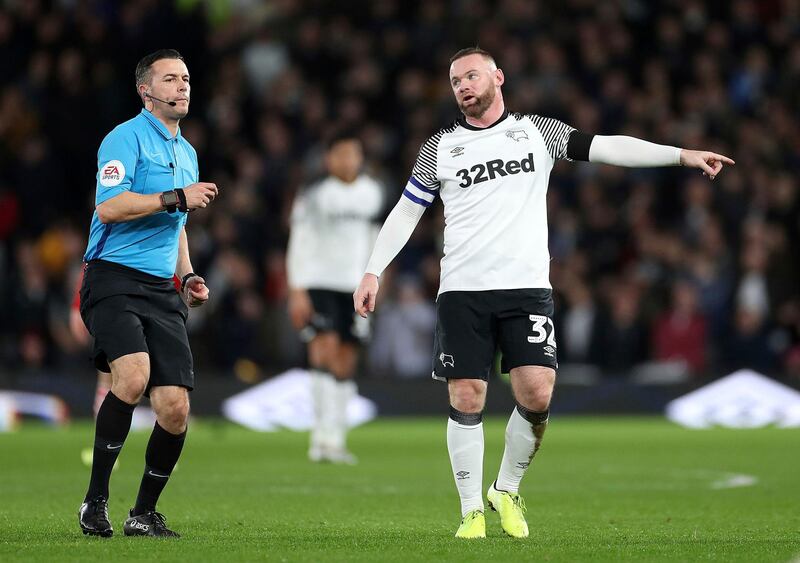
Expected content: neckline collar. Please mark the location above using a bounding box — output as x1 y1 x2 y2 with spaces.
140 109 181 140
458 109 510 131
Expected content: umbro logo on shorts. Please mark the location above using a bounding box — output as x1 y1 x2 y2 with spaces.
543 345 555 357
439 353 455 367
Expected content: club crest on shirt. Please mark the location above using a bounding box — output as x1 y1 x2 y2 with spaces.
99 160 125 187
506 129 529 142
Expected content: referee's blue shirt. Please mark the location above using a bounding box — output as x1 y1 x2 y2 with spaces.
83 109 199 278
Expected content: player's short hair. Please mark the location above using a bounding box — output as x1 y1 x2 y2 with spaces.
449 47 496 67
325 129 362 151
135 49 184 87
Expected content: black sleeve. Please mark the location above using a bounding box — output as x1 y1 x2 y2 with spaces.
566 131 595 162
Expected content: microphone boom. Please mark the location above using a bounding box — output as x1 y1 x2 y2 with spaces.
145 92 177 107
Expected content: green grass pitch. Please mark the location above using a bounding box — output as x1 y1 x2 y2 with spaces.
1 417 798 562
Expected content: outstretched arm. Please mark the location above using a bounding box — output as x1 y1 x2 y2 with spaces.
353 197 426 318
587 135 734 179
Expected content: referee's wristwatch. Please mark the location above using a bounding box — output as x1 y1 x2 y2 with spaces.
160 190 179 213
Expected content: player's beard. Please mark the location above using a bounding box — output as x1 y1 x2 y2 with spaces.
458 86 496 119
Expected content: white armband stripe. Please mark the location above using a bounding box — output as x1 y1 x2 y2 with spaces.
405 183 436 203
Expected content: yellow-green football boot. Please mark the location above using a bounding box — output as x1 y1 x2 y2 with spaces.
487 481 528 538
454 509 486 539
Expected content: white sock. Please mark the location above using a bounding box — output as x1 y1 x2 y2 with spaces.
308 370 323 450
309 370 335 450
447 417 484 516
330 379 356 450
496 407 548 493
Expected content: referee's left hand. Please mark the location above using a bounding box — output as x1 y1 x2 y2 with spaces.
184 275 209 307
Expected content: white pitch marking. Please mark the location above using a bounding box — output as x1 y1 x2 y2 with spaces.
594 465 759 491
709 473 758 489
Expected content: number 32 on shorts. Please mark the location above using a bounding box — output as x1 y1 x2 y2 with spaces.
527 314 556 348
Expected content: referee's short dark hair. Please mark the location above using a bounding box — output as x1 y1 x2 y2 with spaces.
449 47 496 67
135 49 184 87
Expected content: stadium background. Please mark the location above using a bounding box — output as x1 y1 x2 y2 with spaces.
1 2 799 562
0 0 799 415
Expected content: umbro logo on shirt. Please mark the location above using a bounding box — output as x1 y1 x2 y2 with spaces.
450 147 465 157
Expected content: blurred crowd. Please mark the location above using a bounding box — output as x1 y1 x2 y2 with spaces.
1 0 799 381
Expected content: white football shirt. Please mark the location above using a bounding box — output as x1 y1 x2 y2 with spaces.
403 111 575 295
287 174 384 292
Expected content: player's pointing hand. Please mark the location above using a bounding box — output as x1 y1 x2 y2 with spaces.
680 150 735 180
353 273 379 318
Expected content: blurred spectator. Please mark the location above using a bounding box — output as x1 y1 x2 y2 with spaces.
369 274 436 378
590 281 649 375
558 276 597 364
721 305 778 374
652 280 708 375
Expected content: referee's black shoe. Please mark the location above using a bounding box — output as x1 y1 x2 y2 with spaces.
79 497 113 537
123 509 181 538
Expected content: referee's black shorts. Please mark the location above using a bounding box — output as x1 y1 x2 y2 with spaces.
80 260 194 395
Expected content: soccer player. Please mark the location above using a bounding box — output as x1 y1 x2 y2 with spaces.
354 48 733 539
78 49 219 538
286 132 383 464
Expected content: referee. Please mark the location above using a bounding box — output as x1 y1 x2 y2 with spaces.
78 49 218 538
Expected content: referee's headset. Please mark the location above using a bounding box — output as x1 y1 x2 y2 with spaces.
144 91 176 107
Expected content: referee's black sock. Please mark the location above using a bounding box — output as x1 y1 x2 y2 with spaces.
132 422 186 515
85 391 136 502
